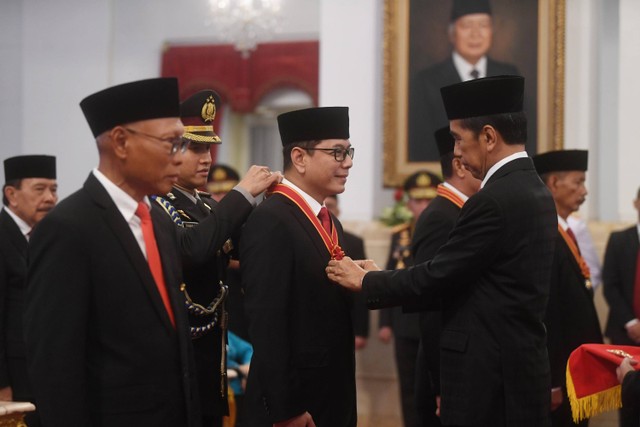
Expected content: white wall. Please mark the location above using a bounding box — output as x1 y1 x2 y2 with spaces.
1 0 639 222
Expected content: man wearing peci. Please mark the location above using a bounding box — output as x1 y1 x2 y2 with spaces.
408 0 519 162
24 78 280 427
328 75 557 427
241 107 357 426
533 150 603 427
0 155 57 427
412 127 480 427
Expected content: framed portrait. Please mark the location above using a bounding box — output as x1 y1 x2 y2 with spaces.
383 0 565 187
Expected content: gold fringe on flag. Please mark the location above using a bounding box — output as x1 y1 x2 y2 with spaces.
566 363 622 423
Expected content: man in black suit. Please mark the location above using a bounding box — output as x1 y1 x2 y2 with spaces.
325 194 370 350
0 155 57 427
533 150 603 427
24 78 279 427
603 187 640 427
153 90 278 427
328 76 557 427
241 107 357 426
409 0 519 162
412 127 480 427
379 170 440 427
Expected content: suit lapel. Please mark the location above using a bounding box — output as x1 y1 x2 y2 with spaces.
279 195 332 261
83 174 175 333
0 209 28 258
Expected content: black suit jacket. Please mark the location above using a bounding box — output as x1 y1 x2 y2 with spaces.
342 231 370 338
603 226 640 344
411 194 463 398
240 193 357 427
25 173 250 427
545 235 603 389
364 158 557 427
0 209 30 397
408 56 519 162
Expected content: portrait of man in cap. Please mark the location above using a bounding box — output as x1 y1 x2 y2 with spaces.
404 0 538 163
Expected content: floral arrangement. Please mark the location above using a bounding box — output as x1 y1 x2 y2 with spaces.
379 188 413 226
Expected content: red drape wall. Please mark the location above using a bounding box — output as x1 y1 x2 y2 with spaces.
161 41 319 163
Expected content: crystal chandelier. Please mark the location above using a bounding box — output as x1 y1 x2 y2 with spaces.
207 0 283 58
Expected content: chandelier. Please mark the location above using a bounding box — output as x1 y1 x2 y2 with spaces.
207 0 283 58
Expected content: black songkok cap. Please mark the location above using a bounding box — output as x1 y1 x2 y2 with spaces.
532 150 589 175
181 90 222 144
451 0 492 22
434 126 455 157
404 170 442 200
440 75 524 120
277 107 349 146
4 155 56 181
207 164 240 194
80 78 180 137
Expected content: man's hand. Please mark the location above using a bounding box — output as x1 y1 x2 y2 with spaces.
326 257 379 291
627 323 640 343
274 412 317 427
237 165 283 197
550 388 563 411
378 326 393 344
617 357 638 383
354 336 368 350
0 386 12 401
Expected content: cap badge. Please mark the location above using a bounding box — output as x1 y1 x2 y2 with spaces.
417 173 431 187
213 168 227 181
201 95 216 122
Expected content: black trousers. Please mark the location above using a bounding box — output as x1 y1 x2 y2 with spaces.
394 335 421 427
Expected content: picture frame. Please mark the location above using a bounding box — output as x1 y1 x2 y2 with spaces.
383 0 565 187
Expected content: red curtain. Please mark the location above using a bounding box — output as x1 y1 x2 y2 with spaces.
161 41 319 163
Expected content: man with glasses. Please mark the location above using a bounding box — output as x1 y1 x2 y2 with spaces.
24 78 280 427
240 107 357 426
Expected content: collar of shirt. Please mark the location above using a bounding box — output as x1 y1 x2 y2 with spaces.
452 52 487 81
442 181 470 203
480 151 528 189
2 206 32 239
636 224 640 243
558 215 569 231
282 177 323 216
173 185 198 204
92 168 150 223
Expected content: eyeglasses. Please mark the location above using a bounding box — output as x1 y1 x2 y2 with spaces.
123 127 190 155
306 146 355 162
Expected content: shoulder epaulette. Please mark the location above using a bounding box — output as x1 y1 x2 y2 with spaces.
151 195 184 226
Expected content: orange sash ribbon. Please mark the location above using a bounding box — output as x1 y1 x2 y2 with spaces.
436 184 465 209
269 184 345 260
558 225 592 288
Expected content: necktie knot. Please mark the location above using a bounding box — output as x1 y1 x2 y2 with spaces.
135 201 151 223
470 69 480 79
318 207 332 234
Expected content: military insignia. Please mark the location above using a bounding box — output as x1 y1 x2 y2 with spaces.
417 173 431 187
166 192 177 201
213 167 227 181
223 239 234 254
177 209 193 221
201 95 216 122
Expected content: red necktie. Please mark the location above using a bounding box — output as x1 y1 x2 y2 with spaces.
566 227 581 254
135 202 175 327
634 249 640 319
318 206 332 235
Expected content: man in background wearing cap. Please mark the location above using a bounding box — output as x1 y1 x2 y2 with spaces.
533 150 603 427
408 0 519 162
240 106 357 426
602 187 640 427
24 78 279 427
208 164 240 202
378 170 441 427
0 155 57 427
328 75 557 426
411 127 480 427
153 90 279 427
